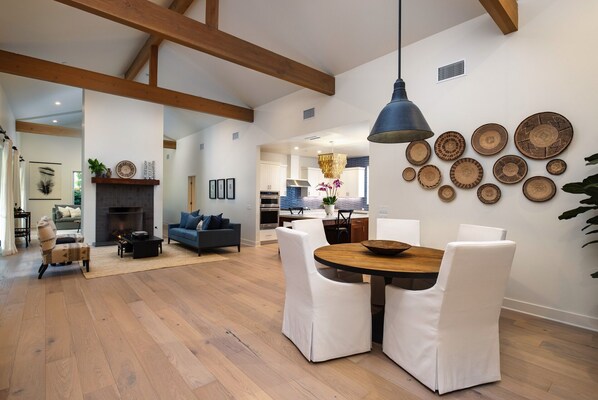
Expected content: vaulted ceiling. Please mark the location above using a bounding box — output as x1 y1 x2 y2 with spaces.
0 0 515 141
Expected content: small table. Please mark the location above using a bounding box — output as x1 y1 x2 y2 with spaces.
14 211 31 248
119 235 163 259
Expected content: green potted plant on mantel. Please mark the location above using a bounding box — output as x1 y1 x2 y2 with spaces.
87 158 107 177
558 153 598 278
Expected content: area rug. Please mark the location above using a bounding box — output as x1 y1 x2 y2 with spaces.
82 243 227 279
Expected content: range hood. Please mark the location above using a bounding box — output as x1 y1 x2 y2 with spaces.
286 154 311 187
286 178 311 188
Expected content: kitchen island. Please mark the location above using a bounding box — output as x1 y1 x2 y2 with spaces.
279 209 369 243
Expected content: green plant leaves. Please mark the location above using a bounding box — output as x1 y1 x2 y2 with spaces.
558 206 597 220
585 153 598 165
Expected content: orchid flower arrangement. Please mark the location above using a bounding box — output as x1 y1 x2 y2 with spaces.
316 179 343 205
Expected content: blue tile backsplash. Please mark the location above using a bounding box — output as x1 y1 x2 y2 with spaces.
280 156 369 211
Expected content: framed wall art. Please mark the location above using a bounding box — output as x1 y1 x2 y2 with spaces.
29 161 62 200
209 179 216 199
226 178 235 199
217 179 225 199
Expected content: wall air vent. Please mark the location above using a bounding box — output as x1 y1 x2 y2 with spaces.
232 131 239 140
303 107 315 120
304 135 320 141
437 60 465 82
200 143 204 150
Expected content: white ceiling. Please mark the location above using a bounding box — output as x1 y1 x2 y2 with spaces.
0 0 487 146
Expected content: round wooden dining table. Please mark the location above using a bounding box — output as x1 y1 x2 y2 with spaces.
314 243 443 283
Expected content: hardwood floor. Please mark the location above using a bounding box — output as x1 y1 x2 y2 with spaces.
1 239 597 399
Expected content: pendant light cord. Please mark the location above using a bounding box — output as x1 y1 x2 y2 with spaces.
398 0 402 79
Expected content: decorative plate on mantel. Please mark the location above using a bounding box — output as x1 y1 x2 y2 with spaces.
115 160 136 179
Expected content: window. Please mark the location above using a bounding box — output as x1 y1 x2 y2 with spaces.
73 171 82 205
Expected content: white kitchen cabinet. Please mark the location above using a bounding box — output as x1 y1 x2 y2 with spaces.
306 167 325 197
260 162 281 192
340 167 365 198
279 165 287 197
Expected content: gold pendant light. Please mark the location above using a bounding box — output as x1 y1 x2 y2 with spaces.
318 141 347 179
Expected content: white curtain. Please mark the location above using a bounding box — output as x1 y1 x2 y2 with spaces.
13 148 21 210
0 137 17 256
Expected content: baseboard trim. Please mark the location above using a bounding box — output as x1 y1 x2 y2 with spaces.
503 297 598 332
241 238 257 247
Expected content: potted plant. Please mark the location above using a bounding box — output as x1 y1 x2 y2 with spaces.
558 153 598 278
316 179 343 215
87 158 107 177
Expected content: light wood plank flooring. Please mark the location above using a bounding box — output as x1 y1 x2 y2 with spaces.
1 239 597 399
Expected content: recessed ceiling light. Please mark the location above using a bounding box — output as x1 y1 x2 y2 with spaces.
52 119 58 123
54 101 61 106
294 146 299 150
317 150 322 154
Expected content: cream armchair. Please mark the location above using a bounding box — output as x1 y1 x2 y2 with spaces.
37 217 90 279
383 240 516 394
276 227 371 362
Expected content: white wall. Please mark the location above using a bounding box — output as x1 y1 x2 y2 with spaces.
163 0 597 329
82 91 163 243
368 0 598 329
165 120 257 246
20 134 82 224
0 84 17 147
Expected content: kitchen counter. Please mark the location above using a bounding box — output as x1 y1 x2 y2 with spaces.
278 209 369 221
279 210 369 243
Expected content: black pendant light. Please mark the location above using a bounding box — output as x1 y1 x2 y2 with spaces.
368 0 433 143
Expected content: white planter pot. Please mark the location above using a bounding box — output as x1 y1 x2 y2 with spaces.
324 204 335 216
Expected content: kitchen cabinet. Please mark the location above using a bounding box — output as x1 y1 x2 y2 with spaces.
279 165 287 197
340 167 365 198
350 217 369 242
260 162 281 192
306 167 325 197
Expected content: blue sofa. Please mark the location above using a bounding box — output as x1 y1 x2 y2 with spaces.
168 216 241 256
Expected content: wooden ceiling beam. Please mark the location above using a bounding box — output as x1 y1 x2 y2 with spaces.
163 139 177 149
149 44 158 86
206 0 219 29
0 50 254 122
124 0 194 81
16 121 81 138
479 0 518 34
55 0 335 95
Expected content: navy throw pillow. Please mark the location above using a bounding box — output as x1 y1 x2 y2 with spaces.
190 209 201 217
185 215 202 230
202 213 223 230
179 212 190 228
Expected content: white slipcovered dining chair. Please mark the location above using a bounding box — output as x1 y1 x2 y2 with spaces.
276 227 371 362
376 218 421 246
372 218 422 303
383 240 516 394
456 223 507 241
291 219 362 282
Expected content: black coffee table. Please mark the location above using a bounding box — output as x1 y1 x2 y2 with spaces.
119 235 163 259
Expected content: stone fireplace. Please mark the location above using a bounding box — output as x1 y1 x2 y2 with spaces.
94 180 156 246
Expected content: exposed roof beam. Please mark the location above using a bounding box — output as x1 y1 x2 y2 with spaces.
0 50 254 122
206 0 219 29
163 139 177 149
479 0 518 34
149 44 158 86
55 0 335 95
124 0 194 81
16 121 81 138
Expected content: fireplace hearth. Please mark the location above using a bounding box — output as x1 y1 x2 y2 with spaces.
95 182 155 246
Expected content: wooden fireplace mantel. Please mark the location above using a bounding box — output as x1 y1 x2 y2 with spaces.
91 177 160 186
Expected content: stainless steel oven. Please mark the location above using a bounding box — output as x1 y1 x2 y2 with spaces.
260 191 280 229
